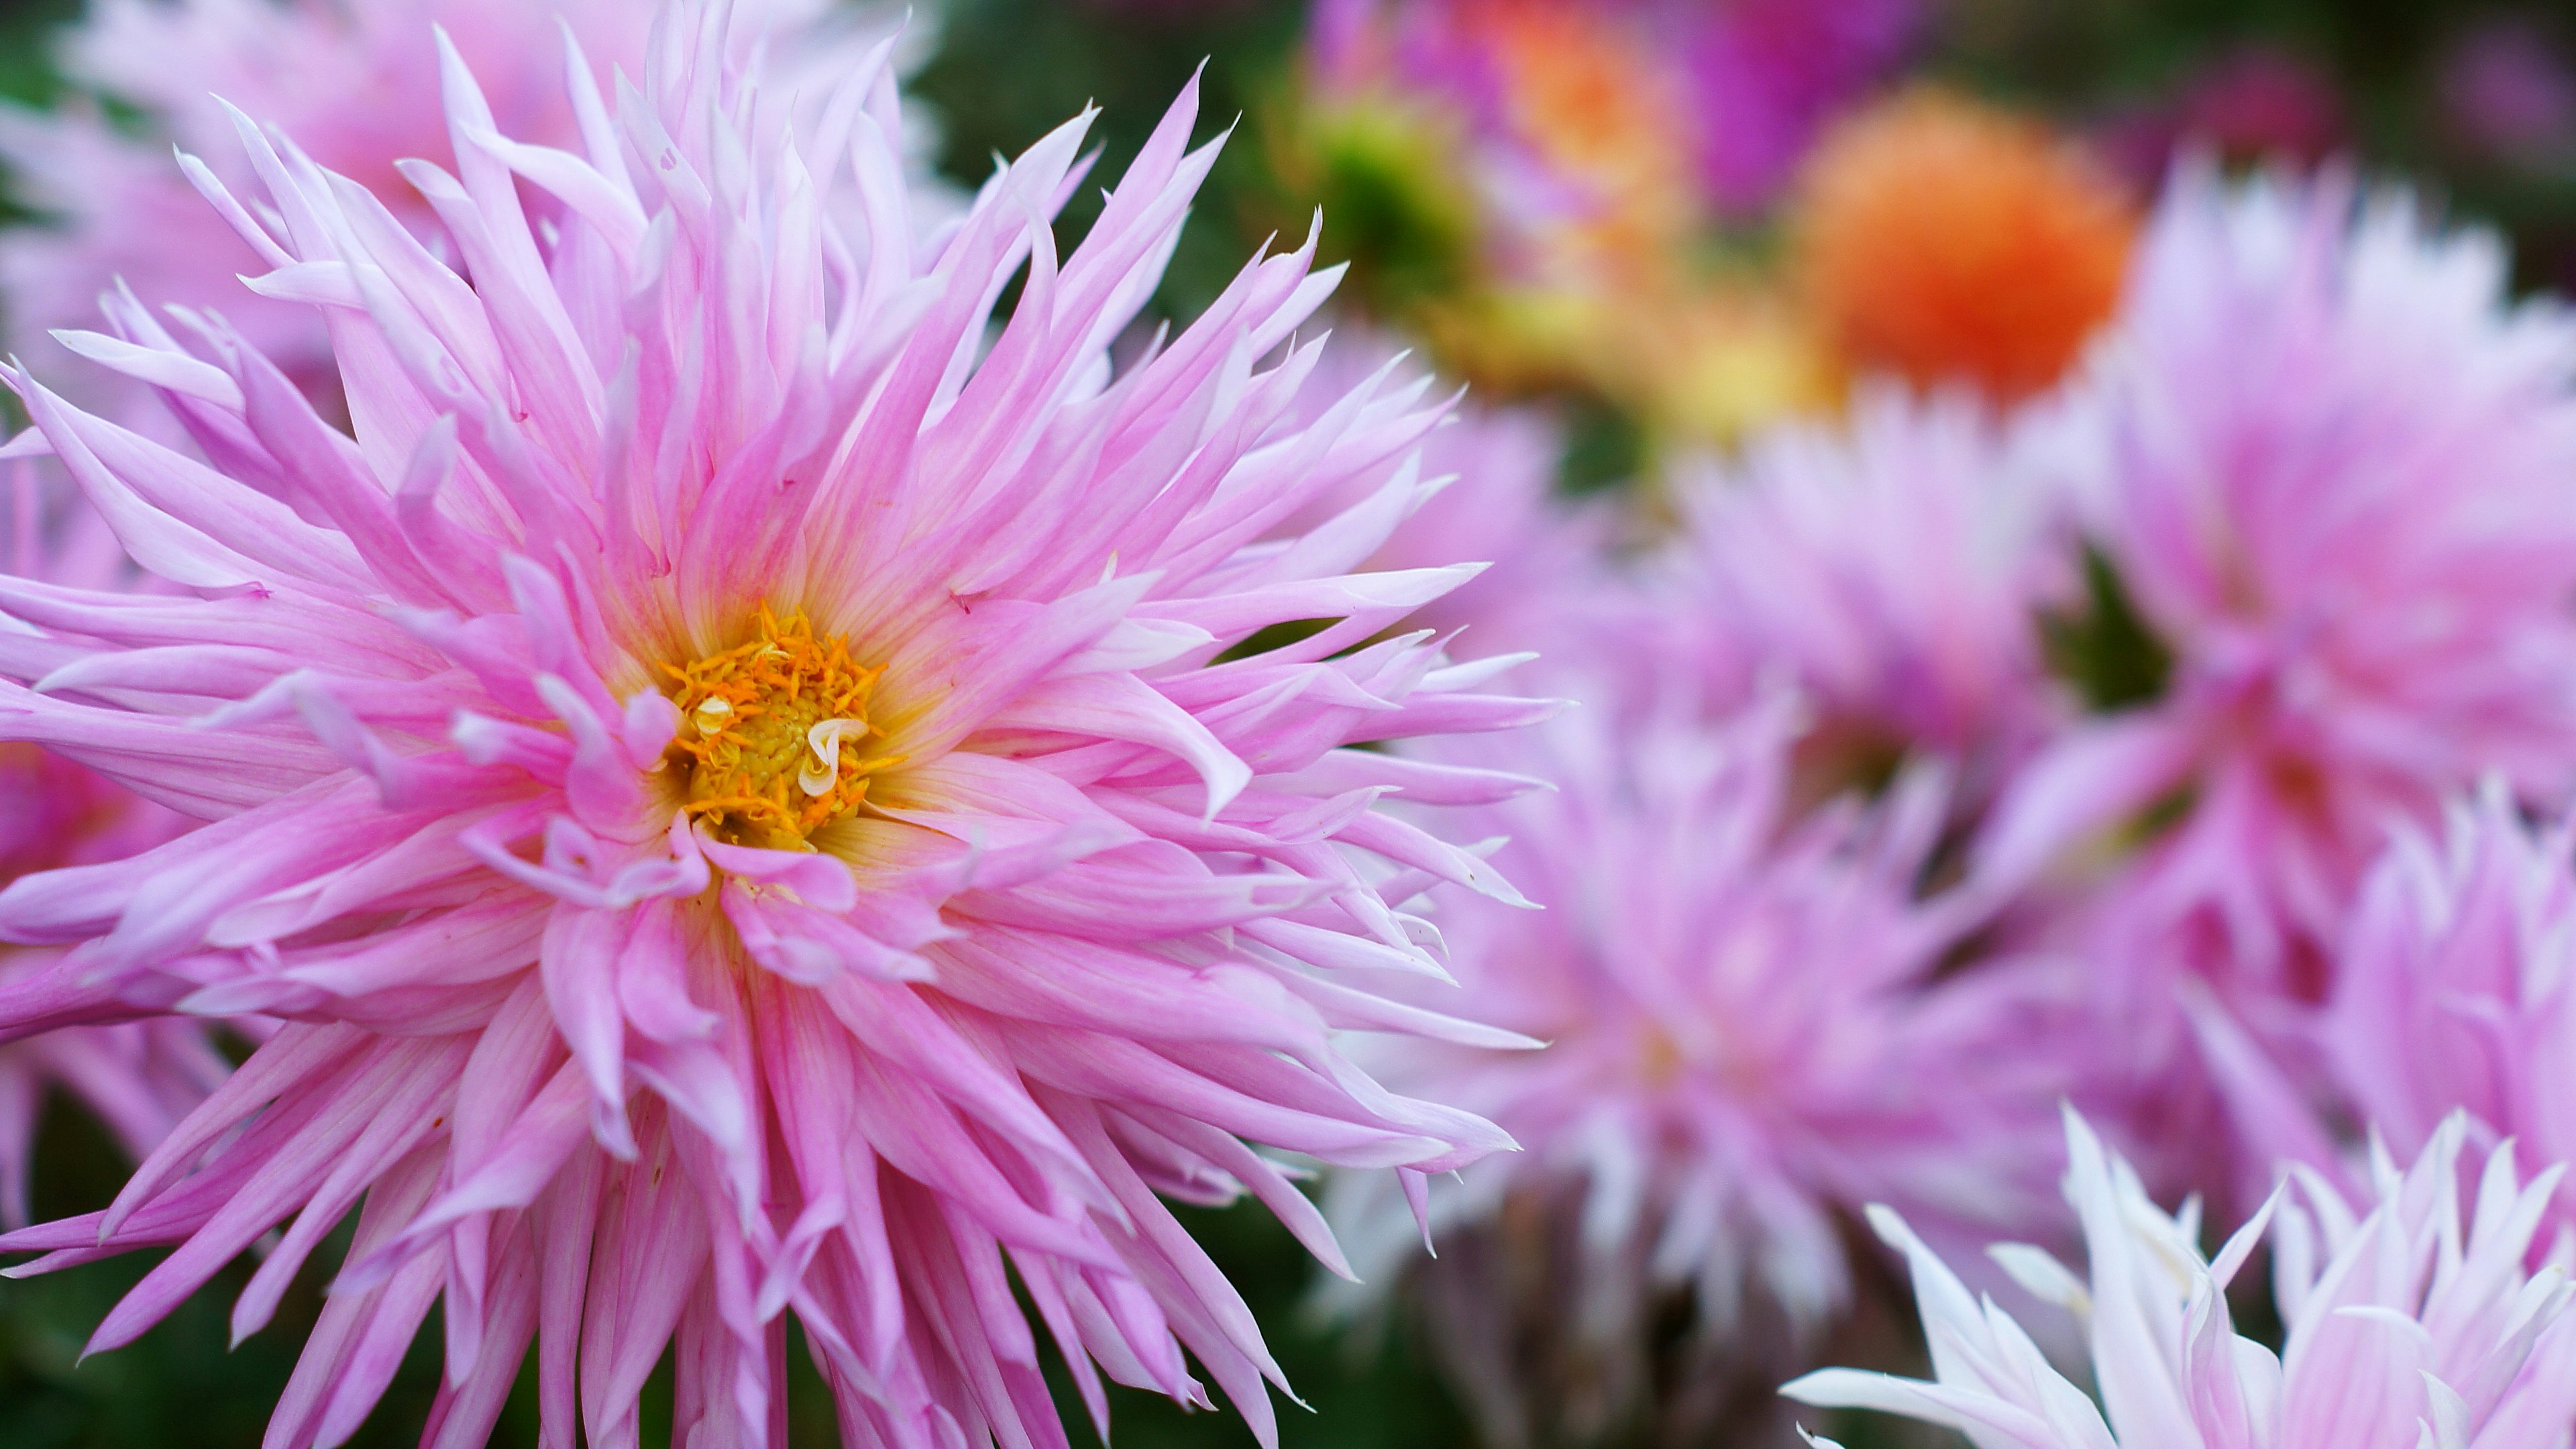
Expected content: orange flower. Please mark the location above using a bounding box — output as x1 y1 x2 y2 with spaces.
1796 88 2137 401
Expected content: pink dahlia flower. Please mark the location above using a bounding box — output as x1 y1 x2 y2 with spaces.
1786 1108 2576 1448
2299 784 2576 1241
0 11 1546 1448
0 0 874 411
1982 166 2576 1010
1326 678 2077 1446
1660 388 2068 809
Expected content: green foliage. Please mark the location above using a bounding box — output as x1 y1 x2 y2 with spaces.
2042 545 2175 713
908 0 1309 322
1266 95 1481 313
1039 1201 1466 1449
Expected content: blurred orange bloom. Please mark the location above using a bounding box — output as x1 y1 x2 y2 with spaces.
1796 87 2137 401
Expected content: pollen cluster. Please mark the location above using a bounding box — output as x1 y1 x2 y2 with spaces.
663 606 902 852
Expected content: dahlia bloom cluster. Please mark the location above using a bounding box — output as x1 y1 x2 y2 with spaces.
1316 150 2576 1446
1285 0 2171 447
1982 167 2576 1104
1787 1109 2576 1448
1326 678 2080 1446
0 11 1556 1448
16 0 2576 1444
1305 0 1915 243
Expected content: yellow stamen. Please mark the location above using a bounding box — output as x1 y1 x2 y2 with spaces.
663 606 904 851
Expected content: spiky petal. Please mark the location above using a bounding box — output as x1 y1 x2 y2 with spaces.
1786 1108 2576 1448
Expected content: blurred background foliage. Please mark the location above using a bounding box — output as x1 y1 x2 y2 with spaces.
3 0 2575 1444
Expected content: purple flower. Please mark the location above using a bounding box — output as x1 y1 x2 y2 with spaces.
2438 18 2576 168
1982 167 2576 1013
1661 388 2069 808
1787 1108 2576 1448
1327 675 2077 1444
1680 0 1919 214
0 9 1548 1446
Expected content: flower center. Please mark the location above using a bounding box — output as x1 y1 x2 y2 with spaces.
662 606 902 851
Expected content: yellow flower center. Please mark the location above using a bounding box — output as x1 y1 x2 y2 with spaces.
662 606 903 851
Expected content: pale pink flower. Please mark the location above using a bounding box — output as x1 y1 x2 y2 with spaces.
1660 388 2069 808
1786 1108 2576 1449
0 11 1544 1448
1327 677 2077 1447
0 0 877 409
1981 167 2576 1012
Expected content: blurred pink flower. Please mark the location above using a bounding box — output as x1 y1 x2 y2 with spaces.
1982 167 2576 1014
0 0 874 410
1788 1108 2576 1449
0 11 1545 1448
1661 388 2069 808
1328 678 2078 1444
2306 784 2576 1243
2439 18 2576 168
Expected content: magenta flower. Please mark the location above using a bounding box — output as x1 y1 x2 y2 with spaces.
0 11 1546 1448
1680 0 1919 214
1661 388 2068 806
2100 46 2349 187
0 0 864 409
1787 1108 2576 1448
1982 167 2576 1011
1327 676 2076 1444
